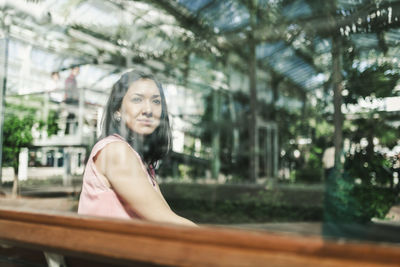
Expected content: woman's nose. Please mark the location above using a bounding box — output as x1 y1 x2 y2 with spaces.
142 100 152 115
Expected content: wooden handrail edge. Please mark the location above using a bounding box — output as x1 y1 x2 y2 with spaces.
0 207 399 266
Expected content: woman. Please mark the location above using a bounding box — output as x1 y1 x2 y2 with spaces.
78 70 196 226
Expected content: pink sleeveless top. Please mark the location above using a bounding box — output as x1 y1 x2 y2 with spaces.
78 134 157 219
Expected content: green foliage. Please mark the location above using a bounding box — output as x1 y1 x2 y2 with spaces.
296 165 323 183
326 60 400 224
324 168 397 224
315 120 334 140
325 142 398 224
295 146 323 183
3 113 35 171
2 101 60 174
324 170 361 223
379 129 398 149
345 113 399 150
352 186 396 221
162 183 323 223
345 151 393 187
345 63 400 104
46 109 60 136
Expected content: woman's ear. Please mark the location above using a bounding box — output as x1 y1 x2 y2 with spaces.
114 111 122 122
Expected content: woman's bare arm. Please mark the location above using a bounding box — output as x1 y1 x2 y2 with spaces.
95 141 196 227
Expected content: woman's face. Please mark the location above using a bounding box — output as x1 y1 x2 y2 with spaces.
118 78 162 136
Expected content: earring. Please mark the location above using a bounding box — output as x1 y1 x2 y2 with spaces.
114 113 121 122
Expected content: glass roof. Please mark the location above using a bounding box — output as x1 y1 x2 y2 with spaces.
282 0 312 20
257 41 318 89
2 0 400 99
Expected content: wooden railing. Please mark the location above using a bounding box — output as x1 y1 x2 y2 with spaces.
0 207 399 266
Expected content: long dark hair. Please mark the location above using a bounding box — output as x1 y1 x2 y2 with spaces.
101 70 172 166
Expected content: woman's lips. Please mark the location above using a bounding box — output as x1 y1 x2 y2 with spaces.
138 119 153 125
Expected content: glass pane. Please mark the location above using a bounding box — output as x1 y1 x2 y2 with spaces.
0 0 399 245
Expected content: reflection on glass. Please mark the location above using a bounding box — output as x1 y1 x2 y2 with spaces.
78 70 195 226
0 0 399 245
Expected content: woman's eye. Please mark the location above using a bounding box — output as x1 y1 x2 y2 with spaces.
153 99 161 104
131 97 142 103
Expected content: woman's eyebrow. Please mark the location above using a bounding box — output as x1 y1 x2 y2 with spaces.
131 93 144 97
129 93 160 98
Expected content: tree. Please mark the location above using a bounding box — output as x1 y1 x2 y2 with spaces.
3 113 36 196
46 109 60 137
325 61 400 230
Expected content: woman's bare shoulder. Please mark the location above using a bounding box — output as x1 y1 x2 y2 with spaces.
98 141 138 162
94 140 143 177
103 140 131 151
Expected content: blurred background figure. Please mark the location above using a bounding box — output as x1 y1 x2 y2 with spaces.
322 144 335 180
64 66 80 105
47 71 63 103
64 66 80 135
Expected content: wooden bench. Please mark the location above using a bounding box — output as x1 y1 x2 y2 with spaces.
0 207 399 266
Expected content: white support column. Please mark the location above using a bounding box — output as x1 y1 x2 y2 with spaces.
18 148 28 181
